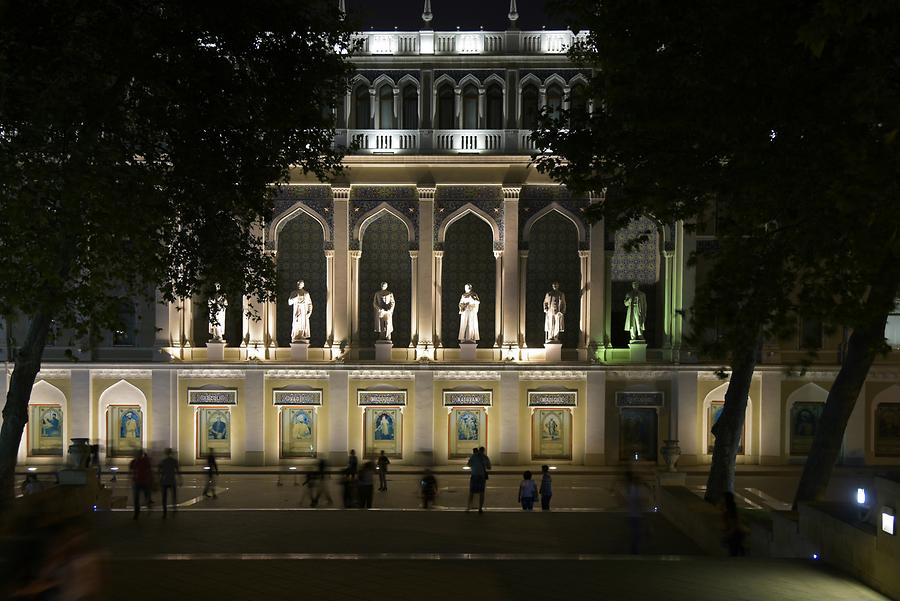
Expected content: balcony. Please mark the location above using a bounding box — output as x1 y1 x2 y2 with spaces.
339 129 541 155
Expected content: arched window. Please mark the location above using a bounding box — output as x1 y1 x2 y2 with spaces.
462 84 479 129
378 85 394 129
546 84 563 121
402 85 418 129
486 84 503 129
569 83 588 128
521 84 539 129
437 83 455 129
354 85 371 129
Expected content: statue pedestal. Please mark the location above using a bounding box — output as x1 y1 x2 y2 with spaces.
459 341 477 361
544 342 563 363
206 341 225 361
375 339 393 362
290 341 310 361
628 340 648 363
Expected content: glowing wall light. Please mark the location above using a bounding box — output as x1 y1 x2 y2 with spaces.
883 507 895 536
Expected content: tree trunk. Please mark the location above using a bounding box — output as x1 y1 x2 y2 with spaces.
704 340 759 504
793 278 897 507
0 307 53 503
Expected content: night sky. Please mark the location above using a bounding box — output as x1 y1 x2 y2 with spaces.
347 0 573 32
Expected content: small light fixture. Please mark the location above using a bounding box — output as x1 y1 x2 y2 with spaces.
549 466 558 471
26 466 37 472
203 466 211 471
110 466 119 472
856 488 867 505
289 466 297 471
812 553 819 560
463 466 471 470
882 507 896 535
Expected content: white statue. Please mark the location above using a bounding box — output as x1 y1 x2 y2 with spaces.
624 281 647 341
373 281 395 341
208 285 227 343
288 280 313 342
458 283 481 342
543 281 566 342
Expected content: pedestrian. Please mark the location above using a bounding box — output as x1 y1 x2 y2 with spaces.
721 492 747 556
202 449 219 499
311 459 334 507
347 449 358 479
539 465 553 511
625 464 643 554
466 447 487 513
518 470 538 511
376 450 390 491
358 461 375 509
129 449 153 519
420 469 438 509
157 448 180 518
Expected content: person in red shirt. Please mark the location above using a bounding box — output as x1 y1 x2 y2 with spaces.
129 449 153 519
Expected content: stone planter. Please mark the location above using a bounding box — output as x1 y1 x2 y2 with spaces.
661 439 681 472
67 437 91 469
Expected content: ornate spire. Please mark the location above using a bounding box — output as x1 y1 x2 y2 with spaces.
508 0 519 24
422 0 433 28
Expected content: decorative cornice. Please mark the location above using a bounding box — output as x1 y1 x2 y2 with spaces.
331 187 351 200
502 187 521 200
434 370 501 380
265 370 330 380
521 370 586 380
348 370 416 380
417 187 436 200
36 369 71 380
607 370 673 380
92 369 152 379
178 369 246 379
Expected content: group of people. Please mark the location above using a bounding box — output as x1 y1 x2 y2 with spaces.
127 447 219 519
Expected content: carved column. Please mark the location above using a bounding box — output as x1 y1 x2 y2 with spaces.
368 88 376 128
416 188 435 357
325 250 335 347
478 88 486 129
454 87 462 128
578 250 591 350
501 187 520 355
393 87 400 127
350 250 362 346
589 213 606 358
662 249 676 350
493 250 503 347
265 291 277 358
332 187 351 356
433 250 444 345
409 250 419 347
518 251 528 347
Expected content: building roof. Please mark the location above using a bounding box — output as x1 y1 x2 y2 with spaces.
348 0 568 32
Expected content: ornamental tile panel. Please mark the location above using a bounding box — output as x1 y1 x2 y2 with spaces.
442 391 493 406
358 390 407 406
615 391 664 408
273 390 323 406
610 216 660 284
188 389 238 405
527 391 578 406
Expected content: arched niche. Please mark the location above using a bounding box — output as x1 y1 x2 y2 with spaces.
441 212 496 348
871 384 900 458
702 382 753 457
524 210 581 349
357 212 412 348
98 379 149 458
785 382 829 457
192 291 245 348
20 380 67 459
609 216 662 348
276 210 328 347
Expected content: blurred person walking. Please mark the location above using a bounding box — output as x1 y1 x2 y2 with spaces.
466 447 487 513
129 449 153 519
158 448 180 517
420 469 437 509
347 449 359 479
376 450 390 491
202 449 219 499
358 461 375 509
312 459 333 507
539 465 553 511
517 470 538 511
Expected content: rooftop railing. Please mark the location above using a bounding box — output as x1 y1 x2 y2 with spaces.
353 30 587 57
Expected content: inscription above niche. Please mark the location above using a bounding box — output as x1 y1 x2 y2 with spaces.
610 216 660 284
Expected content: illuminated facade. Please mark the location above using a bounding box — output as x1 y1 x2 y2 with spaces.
4 4 900 469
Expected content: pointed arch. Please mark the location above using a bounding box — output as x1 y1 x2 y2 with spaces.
19 379 68 461
543 73 568 90
522 202 587 244
350 74 372 89
702 381 753 457
785 382 829 457
787 382 829 404
438 202 501 244
568 73 590 88
484 73 505 90
31 379 67 407
99 379 149 456
268 201 330 248
433 73 458 89
397 74 420 90
371 73 397 90
457 73 483 90
518 73 542 91
353 202 415 245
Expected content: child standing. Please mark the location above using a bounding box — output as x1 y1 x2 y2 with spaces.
518 470 538 511
539 465 553 511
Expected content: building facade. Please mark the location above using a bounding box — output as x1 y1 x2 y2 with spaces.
4 6 900 469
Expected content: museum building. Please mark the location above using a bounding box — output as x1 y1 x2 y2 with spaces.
4 3 900 470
